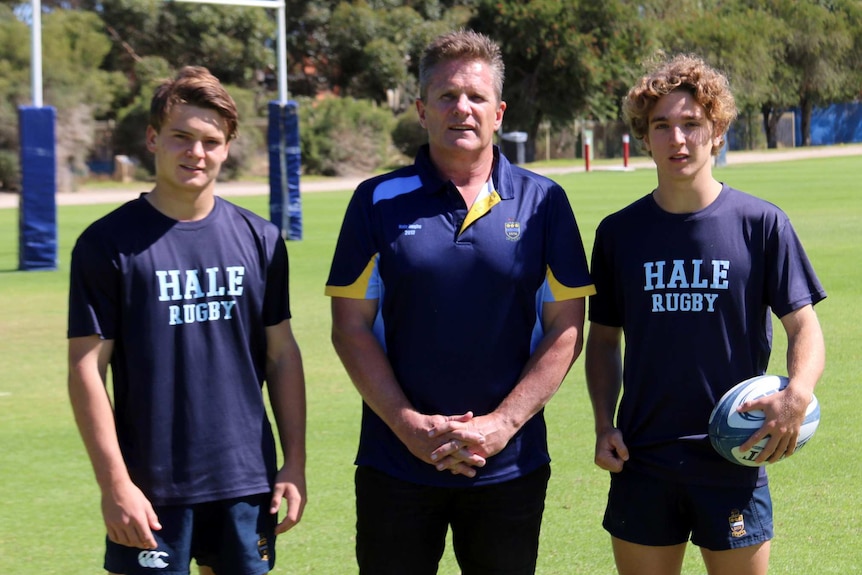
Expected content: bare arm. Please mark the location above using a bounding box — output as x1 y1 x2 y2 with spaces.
330 297 486 476
740 304 825 463
265 319 308 534
68 335 161 549
429 298 586 468
584 322 629 472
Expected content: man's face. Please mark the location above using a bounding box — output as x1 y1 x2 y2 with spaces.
417 58 505 159
146 103 231 194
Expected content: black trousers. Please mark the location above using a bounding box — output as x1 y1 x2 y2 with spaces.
355 464 551 575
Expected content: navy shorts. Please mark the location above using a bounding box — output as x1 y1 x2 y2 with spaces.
104 493 276 575
603 467 773 551
355 464 551 575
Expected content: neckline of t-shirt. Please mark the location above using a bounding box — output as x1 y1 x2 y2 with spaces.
648 183 730 221
138 194 222 230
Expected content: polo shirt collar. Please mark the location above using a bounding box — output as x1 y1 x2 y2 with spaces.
413 144 516 200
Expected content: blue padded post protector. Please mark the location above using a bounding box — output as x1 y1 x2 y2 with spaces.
18 106 58 271
267 100 302 240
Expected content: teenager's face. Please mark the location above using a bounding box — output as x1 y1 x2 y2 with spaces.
146 103 231 194
416 58 505 158
644 89 722 182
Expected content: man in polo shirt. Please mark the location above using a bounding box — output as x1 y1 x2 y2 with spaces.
325 30 594 575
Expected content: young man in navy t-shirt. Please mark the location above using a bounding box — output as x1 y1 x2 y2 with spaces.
68 66 307 575
586 54 826 575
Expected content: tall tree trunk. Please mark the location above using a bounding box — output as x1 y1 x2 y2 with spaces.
800 96 813 147
761 104 781 149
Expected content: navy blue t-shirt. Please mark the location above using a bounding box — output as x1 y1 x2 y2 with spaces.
589 185 826 487
68 196 291 505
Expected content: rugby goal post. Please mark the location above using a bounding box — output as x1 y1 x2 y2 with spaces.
19 0 300 271
171 0 302 240
19 0 57 270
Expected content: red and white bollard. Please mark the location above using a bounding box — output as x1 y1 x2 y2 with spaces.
582 128 594 172
622 134 630 169
584 141 591 172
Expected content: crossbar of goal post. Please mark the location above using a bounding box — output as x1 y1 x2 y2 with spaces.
170 0 302 240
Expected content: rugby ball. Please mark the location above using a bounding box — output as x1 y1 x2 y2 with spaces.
708 374 820 467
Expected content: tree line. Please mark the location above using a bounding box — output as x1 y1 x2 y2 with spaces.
1 0 860 189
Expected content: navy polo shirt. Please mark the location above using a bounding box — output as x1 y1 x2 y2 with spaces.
326 145 594 487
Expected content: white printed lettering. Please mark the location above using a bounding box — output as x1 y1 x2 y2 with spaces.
156 270 183 301
644 259 731 291
159 266 245 325
690 259 708 288
667 260 689 289
226 266 244 296
711 260 730 289
220 301 236 319
205 267 225 296
650 292 720 313
643 261 665 290
184 270 204 300
168 300 237 325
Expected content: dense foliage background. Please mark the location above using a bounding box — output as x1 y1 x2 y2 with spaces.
1 0 860 189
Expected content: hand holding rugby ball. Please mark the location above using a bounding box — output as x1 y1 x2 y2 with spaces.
708 374 820 467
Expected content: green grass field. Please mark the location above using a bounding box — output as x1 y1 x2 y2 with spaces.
1 155 860 574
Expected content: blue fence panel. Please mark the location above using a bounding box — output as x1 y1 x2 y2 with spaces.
795 102 862 146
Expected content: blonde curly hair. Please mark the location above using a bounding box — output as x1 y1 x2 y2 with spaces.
622 53 737 156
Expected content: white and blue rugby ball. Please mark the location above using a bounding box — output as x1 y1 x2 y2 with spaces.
708 374 820 467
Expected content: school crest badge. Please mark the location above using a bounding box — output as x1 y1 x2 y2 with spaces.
728 509 747 538
505 220 521 241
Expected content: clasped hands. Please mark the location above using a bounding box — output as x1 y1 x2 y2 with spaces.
399 411 509 478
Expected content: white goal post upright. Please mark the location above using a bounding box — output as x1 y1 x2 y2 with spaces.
20 0 300 272
31 0 43 107
172 0 302 240
19 0 58 270
171 0 288 104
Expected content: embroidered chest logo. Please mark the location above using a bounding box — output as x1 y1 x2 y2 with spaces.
504 220 521 241
399 223 422 236
728 509 747 537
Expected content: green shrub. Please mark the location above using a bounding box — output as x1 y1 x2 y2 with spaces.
0 149 20 191
391 108 427 159
221 84 263 180
299 96 397 176
113 98 152 174
0 100 20 191
111 57 173 176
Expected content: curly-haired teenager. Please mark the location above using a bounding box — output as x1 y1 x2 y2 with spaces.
585 53 826 575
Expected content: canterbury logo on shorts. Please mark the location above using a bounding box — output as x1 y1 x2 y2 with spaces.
138 550 170 569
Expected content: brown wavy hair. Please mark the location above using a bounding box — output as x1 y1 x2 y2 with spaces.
149 66 239 141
